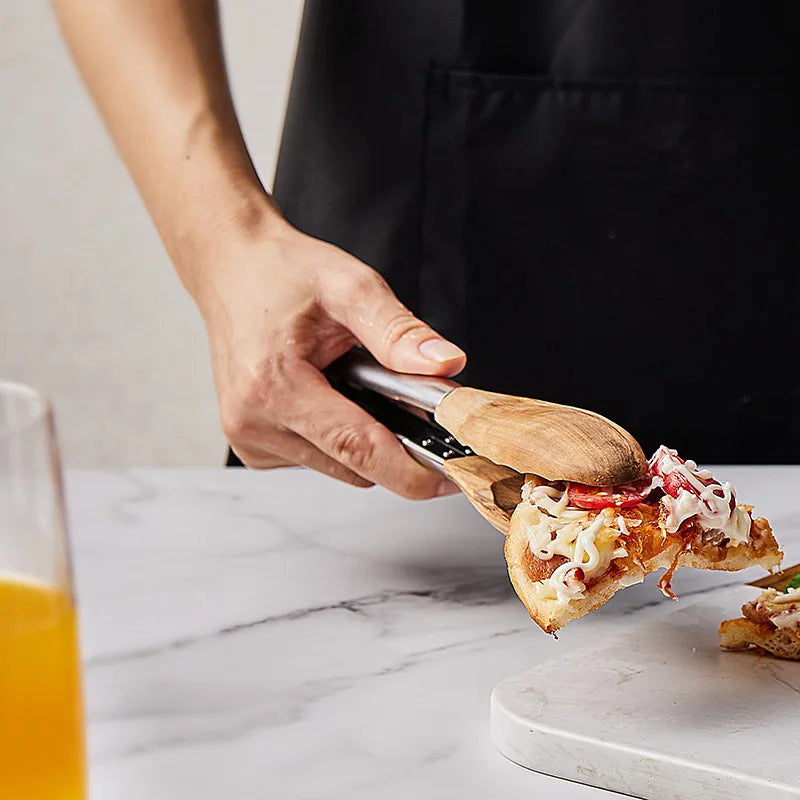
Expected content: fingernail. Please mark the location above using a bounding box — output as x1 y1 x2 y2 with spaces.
418 338 465 364
437 479 460 497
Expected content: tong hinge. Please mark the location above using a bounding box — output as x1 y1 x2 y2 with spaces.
398 430 473 471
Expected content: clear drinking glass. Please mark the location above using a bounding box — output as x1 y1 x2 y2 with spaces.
0 383 85 799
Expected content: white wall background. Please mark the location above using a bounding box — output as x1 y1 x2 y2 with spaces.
0 1 304 466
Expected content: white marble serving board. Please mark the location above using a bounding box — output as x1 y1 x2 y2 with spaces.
491 585 800 800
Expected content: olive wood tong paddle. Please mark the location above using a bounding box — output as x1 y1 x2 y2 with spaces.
328 350 647 534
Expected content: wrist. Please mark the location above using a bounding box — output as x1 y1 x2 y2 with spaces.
149 112 289 288
168 184 289 299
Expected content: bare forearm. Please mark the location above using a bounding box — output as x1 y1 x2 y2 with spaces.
54 0 280 296
55 0 467 497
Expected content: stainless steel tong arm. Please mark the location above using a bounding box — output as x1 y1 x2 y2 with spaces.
327 349 471 474
333 348 459 413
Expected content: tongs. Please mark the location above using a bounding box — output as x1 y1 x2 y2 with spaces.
328 349 647 534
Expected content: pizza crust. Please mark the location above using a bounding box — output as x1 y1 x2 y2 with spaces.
505 499 782 634
679 517 782 573
719 617 800 660
505 522 670 633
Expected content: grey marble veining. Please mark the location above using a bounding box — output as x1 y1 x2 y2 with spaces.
65 467 800 800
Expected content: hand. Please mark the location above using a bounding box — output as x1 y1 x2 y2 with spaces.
56 0 465 497
189 209 466 498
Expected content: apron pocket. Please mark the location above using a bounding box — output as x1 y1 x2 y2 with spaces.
419 67 799 461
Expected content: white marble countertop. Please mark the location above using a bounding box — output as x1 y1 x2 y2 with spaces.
66 467 800 800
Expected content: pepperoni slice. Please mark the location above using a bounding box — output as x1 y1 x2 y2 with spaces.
649 447 693 497
649 446 717 499
661 470 695 498
567 478 654 510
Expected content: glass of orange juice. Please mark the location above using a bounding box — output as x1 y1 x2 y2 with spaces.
0 382 85 799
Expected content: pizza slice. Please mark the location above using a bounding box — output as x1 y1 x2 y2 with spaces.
505 445 783 633
719 576 800 660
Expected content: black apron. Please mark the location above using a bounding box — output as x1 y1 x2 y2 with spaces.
270 0 800 464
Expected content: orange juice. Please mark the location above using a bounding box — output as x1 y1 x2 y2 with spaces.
0 576 85 799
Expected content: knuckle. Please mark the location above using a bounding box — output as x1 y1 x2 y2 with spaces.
249 353 295 400
219 400 251 441
220 354 299 440
345 266 388 299
326 420 384 473
381 310 424 347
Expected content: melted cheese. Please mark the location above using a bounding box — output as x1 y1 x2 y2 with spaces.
522 482 627 605
772 610 800 630
752 588 800 631
651 445 751 546
768 586 800 605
